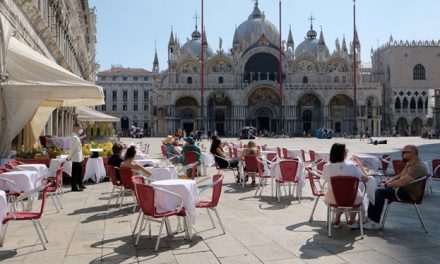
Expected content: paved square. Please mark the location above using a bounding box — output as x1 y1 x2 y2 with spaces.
1 137 439 263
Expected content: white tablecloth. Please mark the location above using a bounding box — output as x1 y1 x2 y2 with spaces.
136 159 161 167
0 171 40 209
84 157 106 183
49 158 72 176
52 137 70 149
149 167 178 181
0 190 7 223
134 153 150 160
17 164 49 178
151 179 198 225
315 152 380 171
286 149 302 159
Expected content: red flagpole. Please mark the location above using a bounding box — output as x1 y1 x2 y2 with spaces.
200 0 204 130
278 0 282 99
353 0 357 134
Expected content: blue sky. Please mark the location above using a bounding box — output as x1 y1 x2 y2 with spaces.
89 0 440 71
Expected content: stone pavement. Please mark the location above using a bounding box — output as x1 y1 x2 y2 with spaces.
1 137 440 263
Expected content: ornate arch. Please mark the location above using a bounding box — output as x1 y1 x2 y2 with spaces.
247 86 280 106
237 48 288 74
291 55 320 73
325 58 349 73
207 56 234 74
177 59 200 74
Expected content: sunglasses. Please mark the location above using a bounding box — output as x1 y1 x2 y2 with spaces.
402 151 412 154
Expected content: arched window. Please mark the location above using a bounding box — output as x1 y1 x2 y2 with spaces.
302 76 308 83
218 76 224 84
402 97 409 110
187 77 192 84
395 98 401 109
417 97 423 110
413 64 425 80
410 97 416 111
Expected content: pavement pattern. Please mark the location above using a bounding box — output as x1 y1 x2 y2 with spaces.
1 136 439 263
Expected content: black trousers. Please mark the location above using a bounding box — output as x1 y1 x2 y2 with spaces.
71 162 82 189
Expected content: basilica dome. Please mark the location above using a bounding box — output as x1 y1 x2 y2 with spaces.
295 26 329 57
233 2 280 49
181 28 214 58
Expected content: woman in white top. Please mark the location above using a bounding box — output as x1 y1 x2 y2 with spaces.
322 143 369 228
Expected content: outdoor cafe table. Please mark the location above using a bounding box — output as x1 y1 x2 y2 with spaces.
286 149 302 159
134 153 150 160
16 164 49 178
83 157 106 183
49 157 72 177
150 179 198 225
0 190 7 223
201 152 215 176
271 160 306 197
149 166 178 181
136 158 161 167
0 171 40 210
314 152 381 171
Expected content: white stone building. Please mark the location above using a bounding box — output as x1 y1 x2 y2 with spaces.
96 66 154 136
151 2 383 137
0 0 99 154
371 37 440 135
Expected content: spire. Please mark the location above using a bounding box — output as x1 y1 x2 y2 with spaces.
249 0 263 19
287 25 294 45
191 12 201 40
153 49 159 73
318 26 325 45
202 27 208 45
306 14 317 39
342 35 348 53
354 27 360 47
168 27 175 45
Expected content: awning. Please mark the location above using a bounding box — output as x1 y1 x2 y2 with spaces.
0 36 104 157
77 106 119 122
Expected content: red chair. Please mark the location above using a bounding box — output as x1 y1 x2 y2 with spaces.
327 176 365 238
379 154 391 176
183 151 200 179
196 174 225 234
0 168 12 173
0 183 51 249
261 145 266 151
133 183 189 251
276 160 301 203
277 147 282 159
228 147 233 158
381 176 429 233
266 152 278 163
301 149 314 165
309 150 316 163
131 175 149 237
7 160 23 167
232 148 238 158
282 148 289 159
254 158 272 196
243 155 260 188
160 145 167 158
428 159 440 194
107 165 123 206
118 167 137 211
305 166 324 222
43 167 64 213
392 160 406 176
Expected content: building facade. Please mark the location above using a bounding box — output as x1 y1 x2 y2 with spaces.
96 66 154 136
371 37 440 136
0 0 98 146
151 2 383 137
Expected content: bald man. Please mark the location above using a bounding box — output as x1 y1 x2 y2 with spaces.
363 145 428 229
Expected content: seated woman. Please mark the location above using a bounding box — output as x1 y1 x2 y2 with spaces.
321 143 369 228
210 136 240 181
164 135 181 163
239 140 260 186
120 146 152 176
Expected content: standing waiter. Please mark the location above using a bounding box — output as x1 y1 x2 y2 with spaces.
67 124 85 191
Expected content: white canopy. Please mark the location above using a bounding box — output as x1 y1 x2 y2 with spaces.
77 106 119 122
0 37 104 157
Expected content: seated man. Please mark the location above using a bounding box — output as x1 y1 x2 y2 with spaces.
108 142 124 181
181 136 201 165
364 145 428 229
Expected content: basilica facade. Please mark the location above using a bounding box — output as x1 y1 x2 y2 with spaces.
150 1 435 137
